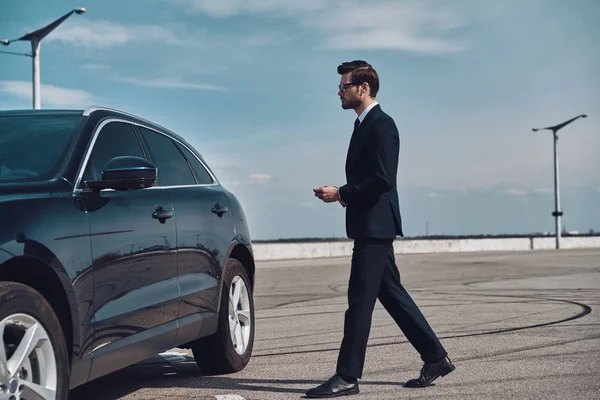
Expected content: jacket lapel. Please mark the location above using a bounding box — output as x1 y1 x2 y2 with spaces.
346 105 380 169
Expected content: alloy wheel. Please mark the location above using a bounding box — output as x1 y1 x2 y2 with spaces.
0 314 57 400
228 276 252 355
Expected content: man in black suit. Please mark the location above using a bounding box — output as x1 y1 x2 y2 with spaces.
307 60 455 398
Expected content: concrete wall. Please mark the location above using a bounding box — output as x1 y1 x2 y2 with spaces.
533 236 600 250
252 236 600 261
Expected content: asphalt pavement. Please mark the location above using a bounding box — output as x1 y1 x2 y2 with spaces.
70 248 600 400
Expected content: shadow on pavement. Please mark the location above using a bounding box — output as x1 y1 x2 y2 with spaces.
70 353 404 399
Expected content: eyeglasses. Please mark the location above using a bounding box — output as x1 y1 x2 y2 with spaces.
338 82 360 92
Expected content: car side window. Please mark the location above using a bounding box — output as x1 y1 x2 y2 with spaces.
177 144 214 185
83 122 144 184
138 127 196 187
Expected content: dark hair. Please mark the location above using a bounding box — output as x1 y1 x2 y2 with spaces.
337 60 379 97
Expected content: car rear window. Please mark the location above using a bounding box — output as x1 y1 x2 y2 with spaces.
0 115 84 183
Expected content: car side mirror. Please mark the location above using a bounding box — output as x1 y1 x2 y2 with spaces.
86 156 157 191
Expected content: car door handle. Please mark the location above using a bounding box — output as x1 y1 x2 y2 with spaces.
152 205 173 223
211 203 228 217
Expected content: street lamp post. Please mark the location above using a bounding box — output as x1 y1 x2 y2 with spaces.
532 114 588 249
1 8 86 109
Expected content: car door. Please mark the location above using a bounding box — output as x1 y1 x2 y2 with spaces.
136 127 234 322
79 121 179 379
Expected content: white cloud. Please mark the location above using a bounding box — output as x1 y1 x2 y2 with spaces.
0 80 95 107
504 188 528 196
173 0 467 54
319 31 466 53
307 1 467 53
173 0 328 17
216 174 272 189
247 174 272 183
81 64 110 71
210 173 273 190
119 77 227 92
46 19 185 48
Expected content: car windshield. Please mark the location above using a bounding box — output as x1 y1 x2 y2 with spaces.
0 115 84 183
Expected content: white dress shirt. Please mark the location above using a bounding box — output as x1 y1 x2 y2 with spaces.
357 101 379 124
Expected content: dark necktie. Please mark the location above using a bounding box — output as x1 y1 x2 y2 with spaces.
349 118 361 149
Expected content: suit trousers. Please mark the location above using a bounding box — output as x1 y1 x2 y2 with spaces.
336 238 447 379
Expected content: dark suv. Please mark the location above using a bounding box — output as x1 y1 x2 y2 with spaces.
0 107 256 399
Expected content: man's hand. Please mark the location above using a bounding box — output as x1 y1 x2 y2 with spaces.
314 185 346 205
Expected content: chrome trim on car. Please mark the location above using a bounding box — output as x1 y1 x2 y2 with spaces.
73 116 219 193
59 176 73 186
83 106 147 120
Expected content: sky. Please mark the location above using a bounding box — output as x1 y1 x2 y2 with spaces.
1 0 599 240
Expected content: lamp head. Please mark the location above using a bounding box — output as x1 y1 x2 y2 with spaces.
1 40 9 46
75 8 86 14
581 114 587 118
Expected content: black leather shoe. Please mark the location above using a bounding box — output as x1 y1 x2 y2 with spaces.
404 356 455 388
305 374 359 398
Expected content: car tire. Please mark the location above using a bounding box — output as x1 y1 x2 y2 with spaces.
0 282 70 400
191 258 255 374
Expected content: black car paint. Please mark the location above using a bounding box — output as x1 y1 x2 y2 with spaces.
0 108 254 388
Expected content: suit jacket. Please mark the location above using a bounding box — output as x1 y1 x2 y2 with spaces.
338 104 403 240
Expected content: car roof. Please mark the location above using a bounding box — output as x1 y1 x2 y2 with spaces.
81 107 193 150
0 109 85 117
1 106 216 181
0 107 191 150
